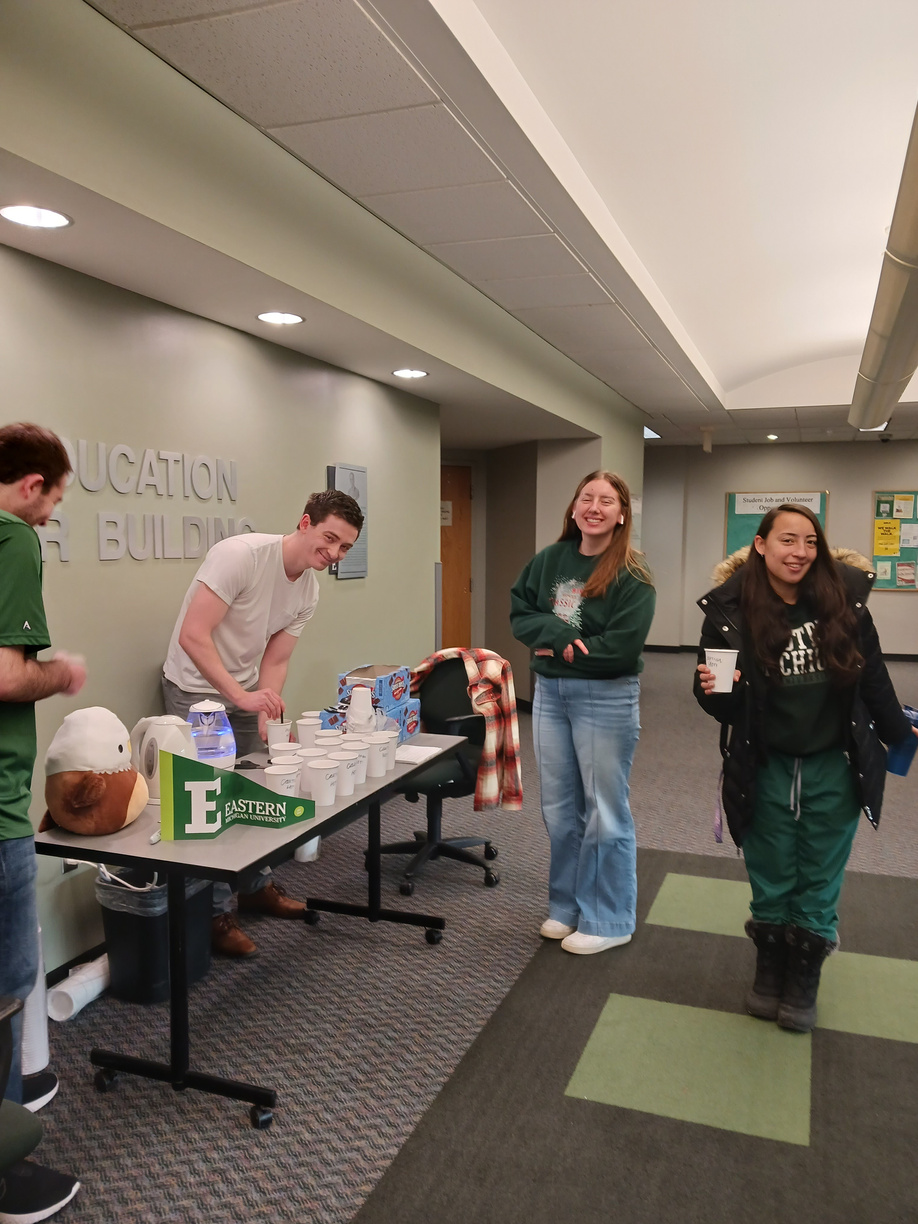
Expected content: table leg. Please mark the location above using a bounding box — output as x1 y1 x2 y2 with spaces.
91 873 276 1119
306 799 446 935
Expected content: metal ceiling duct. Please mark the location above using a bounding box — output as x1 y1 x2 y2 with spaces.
849 103 918 430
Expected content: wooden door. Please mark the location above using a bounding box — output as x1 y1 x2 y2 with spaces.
440 465 472 649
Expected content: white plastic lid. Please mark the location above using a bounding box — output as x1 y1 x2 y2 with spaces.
190 699 225 713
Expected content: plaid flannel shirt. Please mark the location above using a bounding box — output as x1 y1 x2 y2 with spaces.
411 648 523 812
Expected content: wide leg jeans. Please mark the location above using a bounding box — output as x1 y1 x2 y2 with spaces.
533 675 640 937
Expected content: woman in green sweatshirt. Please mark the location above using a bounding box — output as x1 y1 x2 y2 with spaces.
510 471 656 954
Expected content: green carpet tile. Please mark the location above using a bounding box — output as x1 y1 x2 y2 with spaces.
567 993 812 1145
647 872 918 1042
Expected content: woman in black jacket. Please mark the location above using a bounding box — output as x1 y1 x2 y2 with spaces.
694 503 916 1033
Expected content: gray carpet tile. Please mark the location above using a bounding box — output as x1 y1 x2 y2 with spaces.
32 653 918 1222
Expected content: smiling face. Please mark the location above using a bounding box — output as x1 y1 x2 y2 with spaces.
754 511 818 602
297 512 360 570
571 478 623 555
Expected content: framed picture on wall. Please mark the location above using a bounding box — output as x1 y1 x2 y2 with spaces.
326 463 367 579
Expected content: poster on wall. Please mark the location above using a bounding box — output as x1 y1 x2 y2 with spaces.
723 491 828 558
872 491 918 590
326 464 367 579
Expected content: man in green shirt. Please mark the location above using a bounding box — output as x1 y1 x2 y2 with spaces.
0 422 85 1221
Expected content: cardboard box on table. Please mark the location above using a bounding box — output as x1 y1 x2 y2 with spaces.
318 664 420 742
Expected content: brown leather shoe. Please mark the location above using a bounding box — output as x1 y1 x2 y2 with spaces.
211 913 257 958
237 880 306 919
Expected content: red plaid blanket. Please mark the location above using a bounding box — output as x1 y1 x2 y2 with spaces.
411 648 523 811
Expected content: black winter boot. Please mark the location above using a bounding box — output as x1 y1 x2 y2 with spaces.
777 925 835 1033
744 919 788 1020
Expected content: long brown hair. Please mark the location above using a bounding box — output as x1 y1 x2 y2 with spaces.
740 503 862 685
558 470 652 597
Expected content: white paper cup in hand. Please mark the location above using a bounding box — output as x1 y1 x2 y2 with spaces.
307 759 339 805
342 740 369 785
705 648 739 693
264 764 299 795
328 751 358 796
265 719 292 743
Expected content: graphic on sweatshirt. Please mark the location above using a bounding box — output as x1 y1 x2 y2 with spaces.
551 577 584 628
778 620 825 685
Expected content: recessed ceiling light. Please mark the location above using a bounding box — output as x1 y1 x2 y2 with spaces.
257 311 303 325
766 434 778 441
393 368 428 379
0 205 72 229
858 421 888 432
643 426 661 439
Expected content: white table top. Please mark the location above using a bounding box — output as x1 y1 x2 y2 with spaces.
34 733 463 881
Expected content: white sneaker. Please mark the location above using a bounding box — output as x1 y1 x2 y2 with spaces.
540 919 576 939
561 932 632 955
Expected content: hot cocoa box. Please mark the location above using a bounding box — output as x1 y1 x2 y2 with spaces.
337 664 411 708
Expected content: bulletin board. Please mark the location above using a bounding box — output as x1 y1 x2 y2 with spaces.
872 491 918 590
724 491 828 558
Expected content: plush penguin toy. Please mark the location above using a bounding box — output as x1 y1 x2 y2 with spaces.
40 707 149 835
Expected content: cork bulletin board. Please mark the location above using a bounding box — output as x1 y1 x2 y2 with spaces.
873 491 918 590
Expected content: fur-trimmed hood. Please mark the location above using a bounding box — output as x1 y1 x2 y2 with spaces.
710 545 874 587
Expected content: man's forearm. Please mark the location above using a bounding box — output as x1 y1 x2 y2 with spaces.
258 659 289 700
0 652 74 703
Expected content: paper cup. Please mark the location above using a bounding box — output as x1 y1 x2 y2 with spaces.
264 763 299 795
705 648 739 693
315 729 344 744
295 718 321 749
295 747 327 792
265 719 292 743
328 751 358 796
364 735 389 778
300 710 322 719
268 740 300 757
270 751 303 766
307 759 339 805
377 728 400 771
342 740 369 785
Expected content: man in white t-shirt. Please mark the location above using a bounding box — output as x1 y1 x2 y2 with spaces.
162 489 363 957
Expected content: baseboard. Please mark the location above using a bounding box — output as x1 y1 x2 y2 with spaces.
46 942 106 988
885 654 918 663
644 644 697 654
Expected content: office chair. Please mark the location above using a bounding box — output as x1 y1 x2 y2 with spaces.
0 997 43 1175
377 657 500 895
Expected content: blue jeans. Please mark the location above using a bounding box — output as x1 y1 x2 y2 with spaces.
533 675 640 937
0 835 39 1103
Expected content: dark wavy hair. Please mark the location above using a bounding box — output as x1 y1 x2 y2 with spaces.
0 422 71 491
558 470 652 598
741 503 862 685
303 489 364 533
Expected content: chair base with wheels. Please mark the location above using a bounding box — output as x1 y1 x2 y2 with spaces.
377 656 500 894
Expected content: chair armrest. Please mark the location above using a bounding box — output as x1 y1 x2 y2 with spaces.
424 713 485 743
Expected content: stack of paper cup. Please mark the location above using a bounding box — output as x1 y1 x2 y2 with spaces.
307 759 339 805
342 740 369 785
328 751 358 796
264 763 299 795
364 734 389 778
296 717 321 749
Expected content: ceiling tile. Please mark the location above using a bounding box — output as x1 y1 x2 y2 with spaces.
272 104 501 195
483 274 611 310
93 1 264 23
135 0 436 127
794 404 855 427
428 234 584 281
726 408 799 428
513 303 648 351
361 181 548 245
798 427 857 441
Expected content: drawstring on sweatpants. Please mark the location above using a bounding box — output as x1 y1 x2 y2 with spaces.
789 757 802 821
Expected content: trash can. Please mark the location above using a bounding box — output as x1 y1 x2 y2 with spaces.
95 869 213 1004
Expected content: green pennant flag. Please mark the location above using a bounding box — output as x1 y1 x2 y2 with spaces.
160 751 315 840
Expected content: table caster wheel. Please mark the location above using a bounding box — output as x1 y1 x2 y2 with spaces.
484 844 498 860
425 929 443 945
94 1068 119 1093
250 1105 273 1129
303 909 320 925
399 880 415 896
484 870 500 887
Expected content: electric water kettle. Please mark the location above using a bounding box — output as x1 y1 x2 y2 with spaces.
187 700 237 771
130 715 198 804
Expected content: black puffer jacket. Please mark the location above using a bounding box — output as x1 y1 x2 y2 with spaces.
693 550 911 848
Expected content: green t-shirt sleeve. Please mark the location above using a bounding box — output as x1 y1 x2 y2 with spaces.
0 522 51 651
510 550 580 653
576 573 656 673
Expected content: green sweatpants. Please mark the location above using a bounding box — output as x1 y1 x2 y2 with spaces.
742 747 861 941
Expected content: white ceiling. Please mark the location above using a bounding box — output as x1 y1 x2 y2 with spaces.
6 0 918 445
